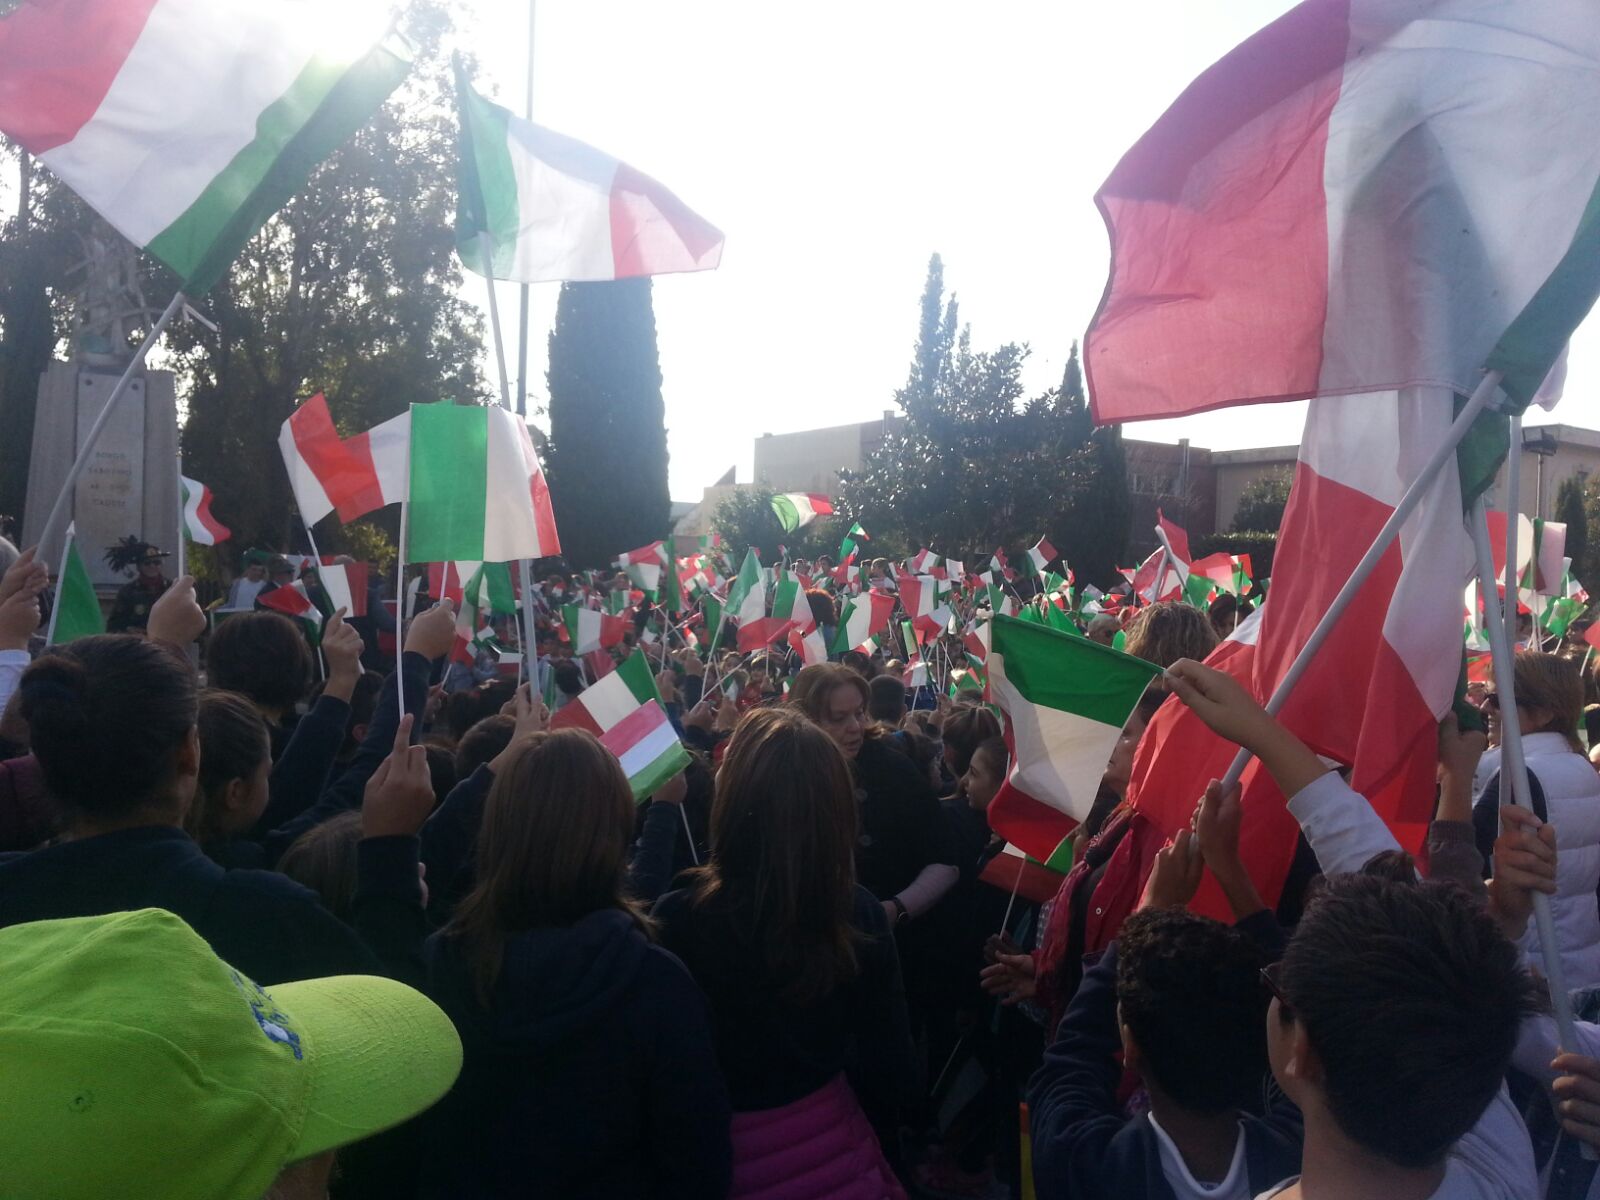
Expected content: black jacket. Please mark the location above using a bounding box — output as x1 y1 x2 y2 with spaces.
852 735 950 901
419 908 731 1199
0 825 395 985
1028 914 1302 1200
653 883 919 1127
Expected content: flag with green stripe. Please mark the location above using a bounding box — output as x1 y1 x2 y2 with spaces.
986 615 1162 863
0 1 411 296
48 530 105 646
406 402 559 563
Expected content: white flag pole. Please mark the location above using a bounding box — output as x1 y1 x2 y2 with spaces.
1213 370 1505 793
38 290 187 565
175 455 188 584
302 527 328 680
1501 415 1523 809
1470 496 1580 1052
395 419 412 720
43 524 75 648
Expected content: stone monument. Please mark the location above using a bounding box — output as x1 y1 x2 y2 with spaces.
21 233 179 588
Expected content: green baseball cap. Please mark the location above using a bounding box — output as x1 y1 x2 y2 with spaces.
0 909 463 1200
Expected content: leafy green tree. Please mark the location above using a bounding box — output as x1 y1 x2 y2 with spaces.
840 259 1129 582
1230 470 1294 533
1054 341 1129 585
545 278 671 567
1556 474 1588 588
712 489 786 563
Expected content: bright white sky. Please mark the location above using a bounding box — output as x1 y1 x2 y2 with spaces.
462 0 1600 502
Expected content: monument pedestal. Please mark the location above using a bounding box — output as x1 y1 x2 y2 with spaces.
22 360 179 588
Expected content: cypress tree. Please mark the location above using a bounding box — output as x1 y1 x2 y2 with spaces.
545 279 671 567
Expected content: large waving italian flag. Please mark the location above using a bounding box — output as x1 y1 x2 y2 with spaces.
1087 0 1600 424
1129 387 1478 916
406 403 559 564
987 616 1162 864
0 0 410 294
454 62 722 284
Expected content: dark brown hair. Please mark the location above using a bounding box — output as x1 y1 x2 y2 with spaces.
445 729 644 1000
278 811 363 922
20 635 197 816
185 690 271 844
943 704 1002 775
688 707 860 1004
204 611 313 712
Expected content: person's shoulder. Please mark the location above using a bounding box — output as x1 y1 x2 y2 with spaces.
215 865 328 909
651 886 693 921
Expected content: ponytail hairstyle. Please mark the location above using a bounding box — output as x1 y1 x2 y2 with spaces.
690 707 860 1005
184 690 271 844
20 635 198 818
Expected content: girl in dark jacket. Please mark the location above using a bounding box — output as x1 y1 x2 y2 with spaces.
654 707 918 1200
420 729 731 1199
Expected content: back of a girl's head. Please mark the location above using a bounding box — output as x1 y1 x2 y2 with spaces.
204 612 312 711
713 708 856 881
20 635 197 815
1125 601 1221 670
944 704 1002 775
706 707 859 1000
468 730 636 931
187 690 270 843
278 811 363 922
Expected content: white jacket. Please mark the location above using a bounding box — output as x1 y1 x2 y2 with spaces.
1485 732 1600 991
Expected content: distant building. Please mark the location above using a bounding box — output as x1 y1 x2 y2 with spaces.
674 416 1600 560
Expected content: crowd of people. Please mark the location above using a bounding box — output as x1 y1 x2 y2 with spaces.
4 528 1600 1200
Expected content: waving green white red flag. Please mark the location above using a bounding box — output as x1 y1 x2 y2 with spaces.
1086 0 1600 425
0 0 410 295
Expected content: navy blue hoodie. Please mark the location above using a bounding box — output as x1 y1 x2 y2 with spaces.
419 908 731 1199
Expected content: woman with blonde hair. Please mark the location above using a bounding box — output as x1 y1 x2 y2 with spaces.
654 707 916 1199
1473 650 1600 988
420 729 730 1198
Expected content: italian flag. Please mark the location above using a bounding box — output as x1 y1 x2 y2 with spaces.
1087 0 1600 425
454 61 723 283
454 562 515 663
839 522 869 564
548 654 685 800
179 475 229 545
407 403 559 563
728 549 786 652
278 395 408 526
987 616 1162 864
564 604 626 656
788 625 828 666
0 0 409 295
617 541 667 598
909 548 940 574
46 527 104 646
831 592 895 655
770 493 834 533
259 580 316 620
897 573 949 642
1025 537 1058 575
1131 413 1489 915
772 576 815 633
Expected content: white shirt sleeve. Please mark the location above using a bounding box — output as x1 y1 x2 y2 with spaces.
0 648 29 721
1285 771 1403 877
